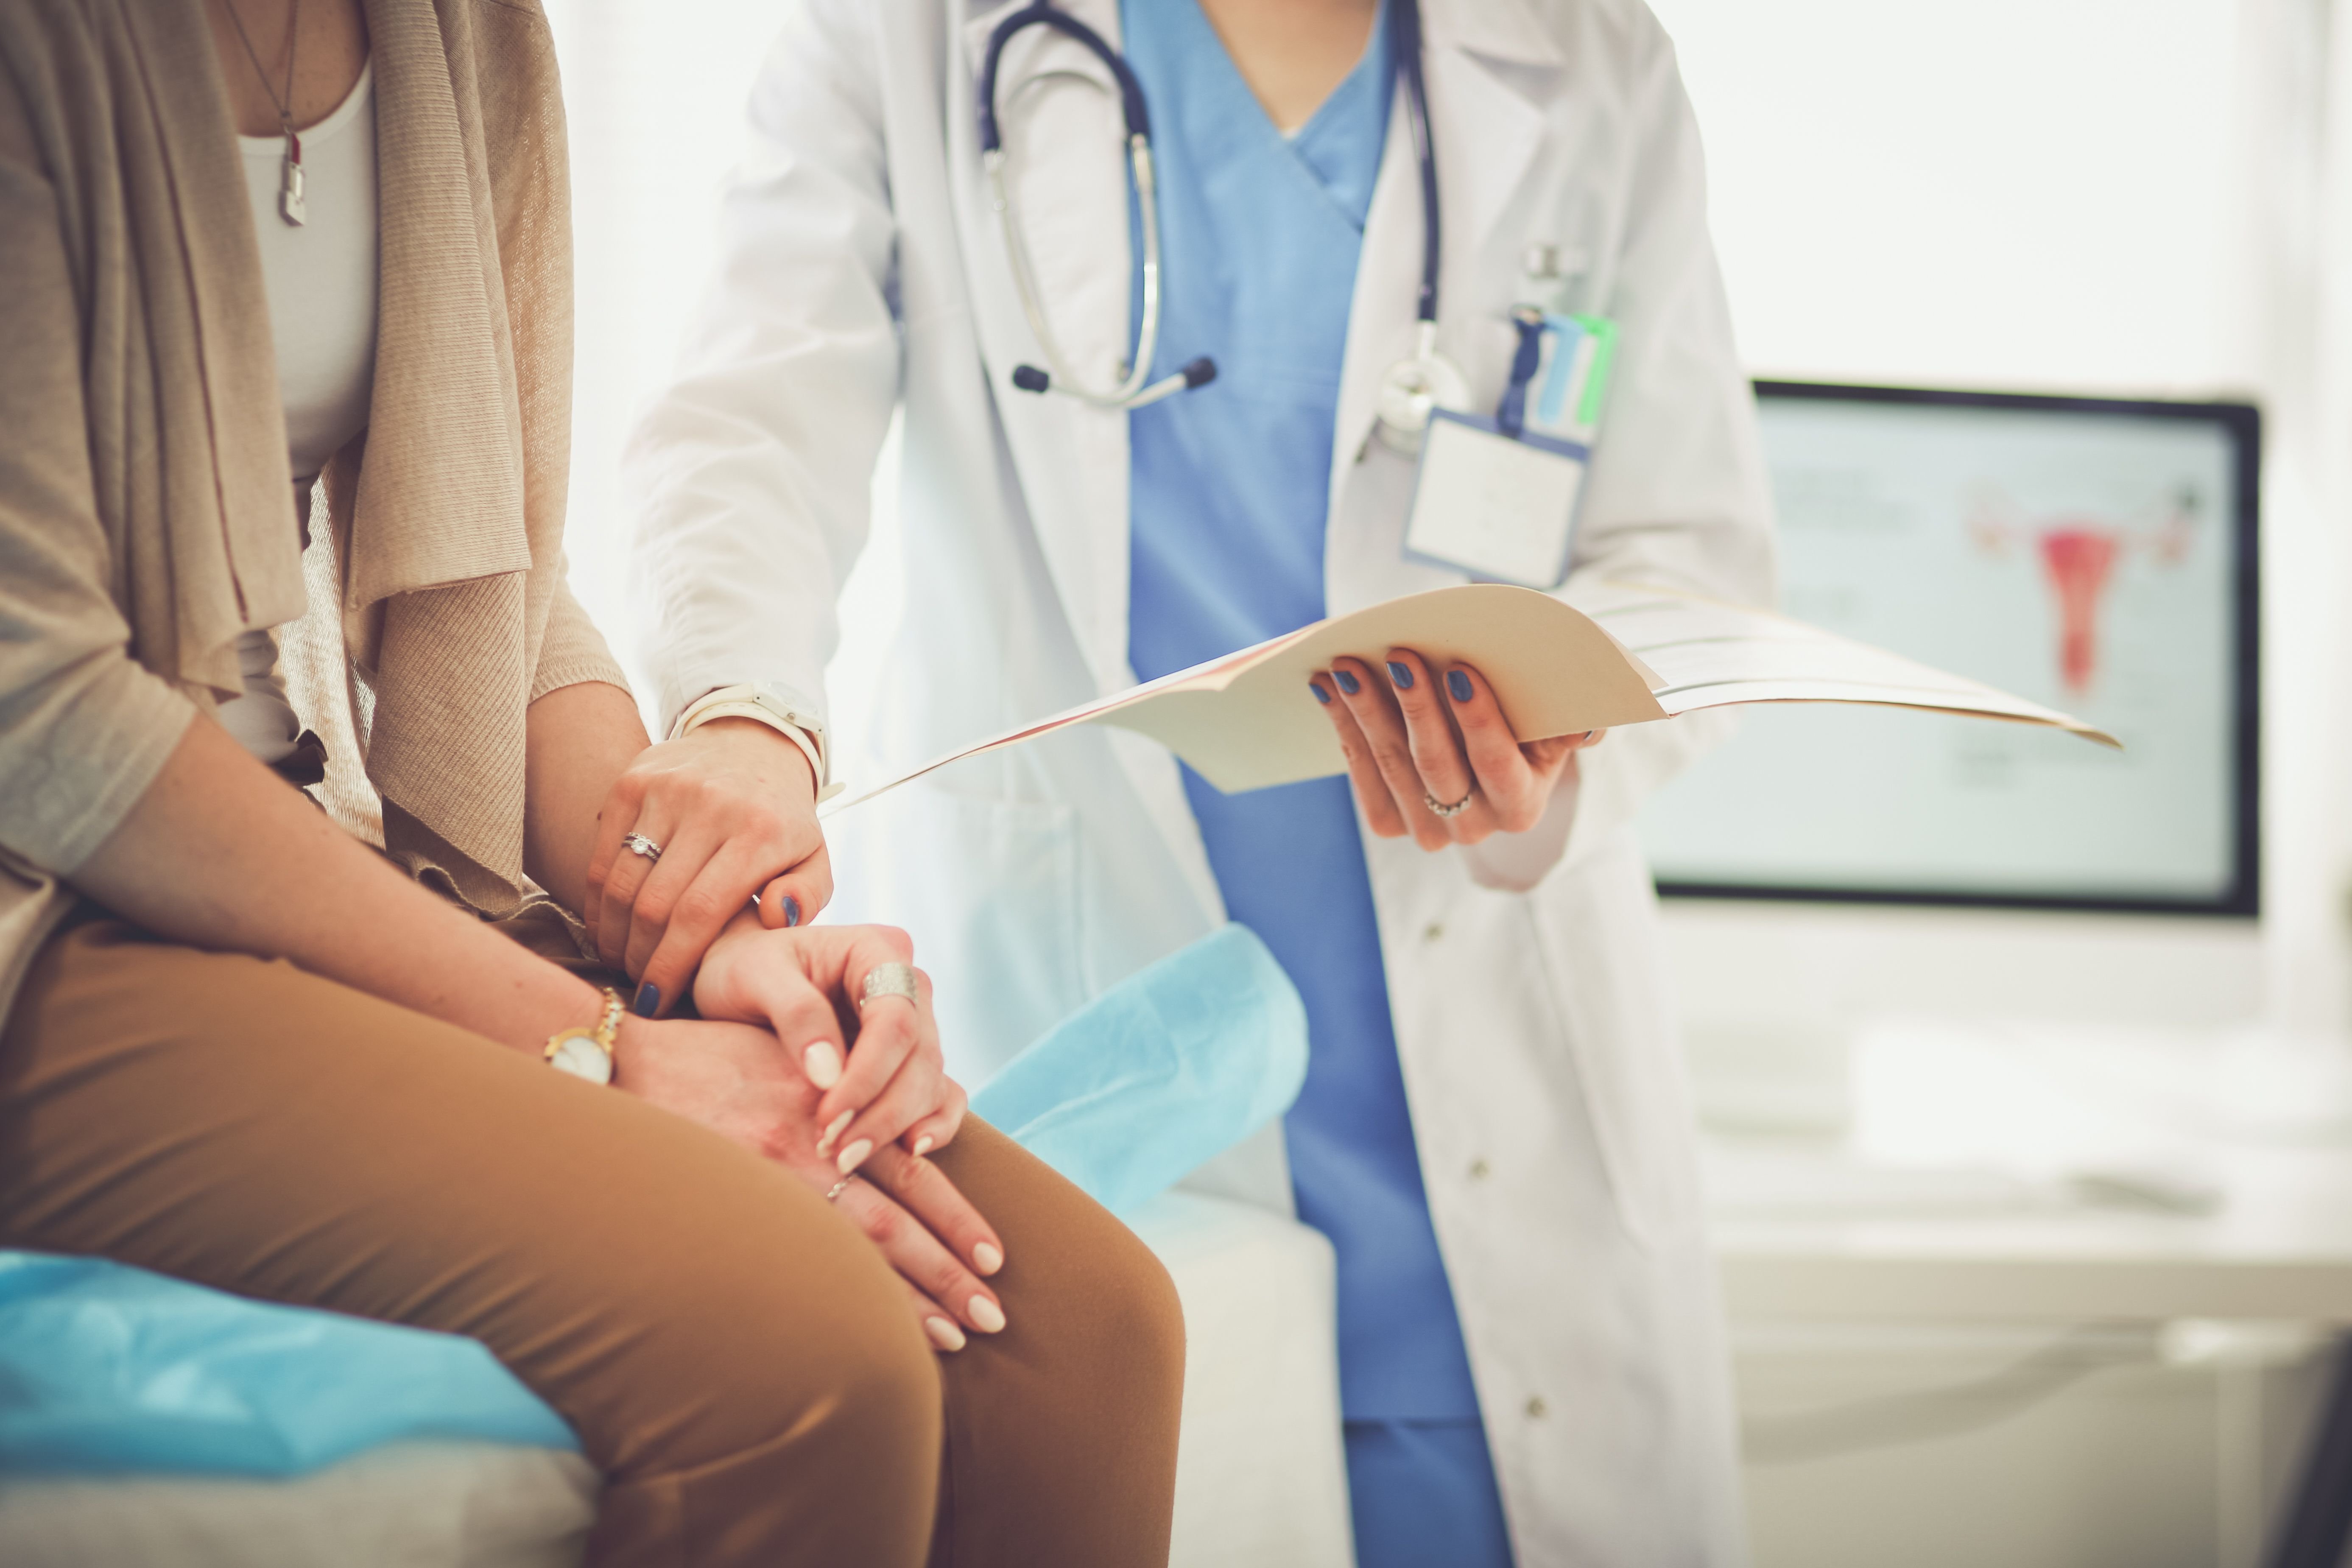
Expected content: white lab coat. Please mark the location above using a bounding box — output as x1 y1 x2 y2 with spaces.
626 0 1776 1561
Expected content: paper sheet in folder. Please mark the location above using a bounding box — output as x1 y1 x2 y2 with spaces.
821 581 2118 816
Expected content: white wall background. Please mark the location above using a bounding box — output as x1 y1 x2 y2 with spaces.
540 0 793 659
1650 0 2256 394
544 0 2352 1035
544 0 909 772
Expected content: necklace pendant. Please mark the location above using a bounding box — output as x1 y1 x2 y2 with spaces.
279 131 306 227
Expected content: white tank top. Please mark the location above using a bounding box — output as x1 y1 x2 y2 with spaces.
216 61 379 766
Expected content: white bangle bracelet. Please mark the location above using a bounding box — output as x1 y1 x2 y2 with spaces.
673 684 839 801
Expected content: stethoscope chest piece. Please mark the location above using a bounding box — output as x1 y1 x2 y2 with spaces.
1374 343 1470 456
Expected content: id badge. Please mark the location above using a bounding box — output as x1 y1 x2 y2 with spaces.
1402 411 1589 589
1400 312 1615 590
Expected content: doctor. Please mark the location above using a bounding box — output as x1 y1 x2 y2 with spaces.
622 0 1774 1561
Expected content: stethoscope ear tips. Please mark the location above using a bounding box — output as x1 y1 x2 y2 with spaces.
1180 357 1218 390
1012 364 1052 394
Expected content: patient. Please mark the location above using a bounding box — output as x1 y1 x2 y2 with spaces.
0 2 1180 1564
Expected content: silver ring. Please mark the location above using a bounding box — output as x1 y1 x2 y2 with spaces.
1424 788 1475 819
860 961 920 1008
621 832 663 863
824 1177 854 1203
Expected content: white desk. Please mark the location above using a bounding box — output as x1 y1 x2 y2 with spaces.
1700 1020 2352 1568
1706 1018 2352 1324
1715 1139 2352 1324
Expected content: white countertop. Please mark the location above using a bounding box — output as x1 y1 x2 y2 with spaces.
1704 1020 2352 1322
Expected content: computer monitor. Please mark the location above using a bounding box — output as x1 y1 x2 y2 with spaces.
1637 381 2260 917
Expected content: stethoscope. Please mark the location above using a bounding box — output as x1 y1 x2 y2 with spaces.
976 0 1466 450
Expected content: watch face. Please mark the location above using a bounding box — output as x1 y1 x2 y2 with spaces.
549 1034 614 1085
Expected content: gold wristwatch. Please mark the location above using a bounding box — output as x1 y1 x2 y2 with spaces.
545 987 626 1085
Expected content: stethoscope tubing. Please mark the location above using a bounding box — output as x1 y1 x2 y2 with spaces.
978 0 1438 415
1391 0 1440 331
980 4 1175 407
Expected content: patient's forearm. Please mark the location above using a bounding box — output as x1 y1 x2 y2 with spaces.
522 680 651 917
71 717 600 1052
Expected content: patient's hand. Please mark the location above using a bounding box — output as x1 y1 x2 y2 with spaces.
584 721 831 1015
695 915 966 1169
614 1013 1004 1351
1311 648 1604 851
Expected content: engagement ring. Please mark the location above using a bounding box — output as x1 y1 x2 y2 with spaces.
1424 789 1474 819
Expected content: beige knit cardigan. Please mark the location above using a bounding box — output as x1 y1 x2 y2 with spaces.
0 0 628 1017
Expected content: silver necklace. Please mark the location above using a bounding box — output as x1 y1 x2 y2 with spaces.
221 0 307 226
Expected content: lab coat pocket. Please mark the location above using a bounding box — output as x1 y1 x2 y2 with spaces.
880 782 1089 1088
1523 829 1702 1247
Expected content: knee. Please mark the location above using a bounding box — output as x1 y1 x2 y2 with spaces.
1109 1224 1187 1400
771 1295 941 1482
713 1265 938 1458
580 1207 942 1489
577 1238 944 1566
1035 1208 1187 1425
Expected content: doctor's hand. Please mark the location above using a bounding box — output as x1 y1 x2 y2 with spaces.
612 1013 1006 1352
1312 648 1605 851
586 719 832 1015
694 912 967 1171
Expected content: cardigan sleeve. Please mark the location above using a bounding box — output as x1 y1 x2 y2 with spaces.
529 565 631 704
0 59 196 876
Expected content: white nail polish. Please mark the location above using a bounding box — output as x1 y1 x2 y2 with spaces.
836 1139 873 1175
973 1241 1003 1275
911 1135 935 1159
968 1295 1006 1334
925 1316 967 1353
817 1111 852 1155
804 1041 843 1089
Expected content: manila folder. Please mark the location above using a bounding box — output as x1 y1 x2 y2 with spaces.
823 581 2117 815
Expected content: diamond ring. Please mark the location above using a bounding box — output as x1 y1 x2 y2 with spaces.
621 832 663 863
1424 789 1474 819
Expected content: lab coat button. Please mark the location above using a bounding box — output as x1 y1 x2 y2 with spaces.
1422 921 1444 943
1525 1395 1548 1420
1468 1158 1491 1181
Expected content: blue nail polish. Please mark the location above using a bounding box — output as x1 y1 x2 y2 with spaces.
1310 681 1331 705
782 894 802 928
633 982 660 1018
1335 669 1360 695
1387 661 1414 690
1447 670 1474 703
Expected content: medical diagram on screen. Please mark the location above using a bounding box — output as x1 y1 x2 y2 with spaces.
1638 395 2243 905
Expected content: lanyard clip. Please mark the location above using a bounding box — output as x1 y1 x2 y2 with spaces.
1494 306 1548 440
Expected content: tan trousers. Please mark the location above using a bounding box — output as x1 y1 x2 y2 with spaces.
0 918 1184 1567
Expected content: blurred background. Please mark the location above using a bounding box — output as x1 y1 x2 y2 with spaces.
542 3 2352 1563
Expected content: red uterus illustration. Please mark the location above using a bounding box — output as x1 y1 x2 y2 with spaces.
1970 486 2197 696
2036 527 2121 693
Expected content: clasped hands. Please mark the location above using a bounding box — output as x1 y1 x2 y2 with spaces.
572 654 1588 1350
611 920 997 1355
580 721 983 1350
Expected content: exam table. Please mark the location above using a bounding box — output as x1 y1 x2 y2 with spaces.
0 1191 1353 1568
0 928 1358 1567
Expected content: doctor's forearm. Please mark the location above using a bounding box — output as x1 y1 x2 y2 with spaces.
528 683 831 1009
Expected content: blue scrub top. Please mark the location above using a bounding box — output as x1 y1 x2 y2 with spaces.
1121 0 1481 1425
